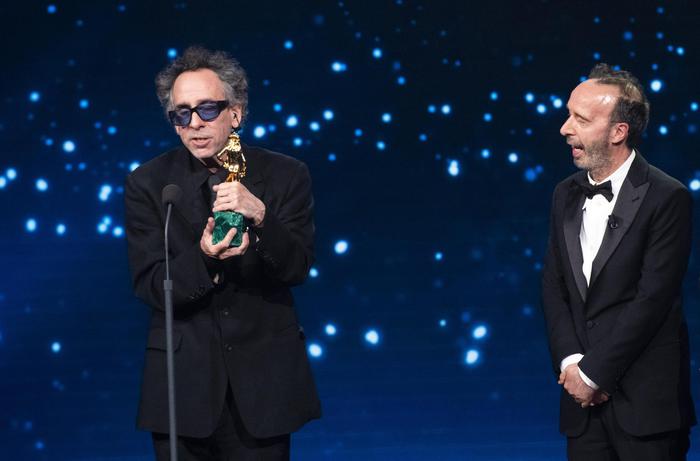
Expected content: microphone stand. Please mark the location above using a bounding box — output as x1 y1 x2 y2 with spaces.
164 203 178 461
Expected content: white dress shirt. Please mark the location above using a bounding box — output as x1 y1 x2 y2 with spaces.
560 150 636 390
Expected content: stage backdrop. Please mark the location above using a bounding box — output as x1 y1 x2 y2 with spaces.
1 1 699 460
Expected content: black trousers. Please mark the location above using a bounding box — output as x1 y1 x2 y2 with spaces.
152 388 290 461
567 402 690 461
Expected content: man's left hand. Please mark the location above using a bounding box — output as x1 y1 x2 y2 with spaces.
212 182 265 227
559 364 597 408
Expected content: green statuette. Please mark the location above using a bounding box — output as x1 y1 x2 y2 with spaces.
211 130 248 248
212 211 247 247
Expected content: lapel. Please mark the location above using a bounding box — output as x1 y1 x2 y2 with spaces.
563 174 589 303
588 153 650 289
240 145 265 201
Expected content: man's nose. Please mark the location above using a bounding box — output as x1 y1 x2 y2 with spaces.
560 116 574 137
189 110 206 128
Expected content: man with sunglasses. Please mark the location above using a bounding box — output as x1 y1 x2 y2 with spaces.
124 46 320 460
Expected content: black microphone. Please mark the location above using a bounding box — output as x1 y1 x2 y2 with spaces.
608 214 619 230
161 184 181 461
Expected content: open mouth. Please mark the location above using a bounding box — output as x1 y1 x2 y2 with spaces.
191 137 211 147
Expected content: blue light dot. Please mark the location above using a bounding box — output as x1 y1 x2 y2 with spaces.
483 112 492 122
397 76 406 85
656 32 664 39
427 104 436 113
524 92 534 103
667 45 674 52
97 222 108 234
441 104 451 115
659 125 668 135
481 149 491 159
677 47 685 56
35 178 48 192
56 223 66 235
490 91 499 101
465 349 480 365
167 48 177 59
447 159 460 177
107 126 117 135
79 99 89 109
112 226 124 237
689 179 700 191
35 440 45 451
129 161 140 172
473 325 488 339
286 115 298 127
372 48 383 59
334 240 349 254
293 137 303 147
273 103 282 112
376 141 386 151
508 152 519 163
45 137 54 146
691 102 699 112
623 31 633 41
6 168 17 180
382 113 392 123
47 4 56 14
593 51 601 60
283 40 293 50
253 125 266 138
309 121 320 131
354 128 363 137
365 329 380 345
268 124 276 132
439 319 447 327
323 109 334 120
650 79 663 92
308 343 323 358
328 153 336 162
325 324 337 336
63 140 76 153
51 341 61 353
536 103 547 114
593 16 600 23
553 98 563 109
419 133 427 142
102 216 112 225
0 177 6 188
309 267 319 278
29 91 41 102
78 162 86 170
434 252 443 261
26 219 37 232
524 168 537 182
98 184 112 201
331 61 347 72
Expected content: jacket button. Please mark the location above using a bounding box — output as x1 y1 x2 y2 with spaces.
225 344 233 352
586 320 594 329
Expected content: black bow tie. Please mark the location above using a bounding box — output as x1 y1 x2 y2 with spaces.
578 180 613 202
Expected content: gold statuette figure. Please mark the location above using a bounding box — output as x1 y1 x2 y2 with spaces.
212 131 247 247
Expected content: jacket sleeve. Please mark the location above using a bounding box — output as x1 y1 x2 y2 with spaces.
124 173 216 311
542 188 584 375
251 162 315 286
578 187 692 393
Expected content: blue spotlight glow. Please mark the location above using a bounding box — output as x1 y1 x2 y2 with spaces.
536 104 547 114
465 349 480 365
593 51 601 60
354 128 363 137
273 103 282 112
427 104 436 113
623 31 633 41
441 104 451 115
552 97 563 108
650 79 663 92
508 152 519 163
434 252 443 261
691 102 698 112
79 99 89 109
7 168 17 180
0 177 6 188
51 341 61 353
447 160 460 177
372 48 383 59
253 126 266 138
309 121 320 131
309 267 319 278
524 168 537 182
129 161 140 172
308 343 323 358
376 141 386 151
98 184 112 201
56 223 66 235
397 76 406 85
167 48 177 59
112 226 124 237
677 47 685 56
107 126 117 135
62 140 76 153
382 113 392 123
481 149 491 159
334 240 349 254
26 219 37 232
35 440 45 451
364 329 380 345
689 179 700 191
323 109 334 120
327 153 336 162
29 91 41 102
293 137 303 147
44 138 54 146
286 115 298 127
419 134 427 142
473 325 488 339
35 178 48 192
283 40 293 50
490 91 499 101
483 113 492 122
439 319 447 327
658 125 668 135
47 4 57 14
524 92 534 103
97 223 108 234
325 324 337 336
331 61 347 72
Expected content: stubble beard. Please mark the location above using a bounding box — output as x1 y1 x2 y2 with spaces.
573 138 612 180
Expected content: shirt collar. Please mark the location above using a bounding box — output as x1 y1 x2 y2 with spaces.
188 152 225 188
587 149 636 198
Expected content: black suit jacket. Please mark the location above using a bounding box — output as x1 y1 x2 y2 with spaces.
542 153 695 437
125 145 321 438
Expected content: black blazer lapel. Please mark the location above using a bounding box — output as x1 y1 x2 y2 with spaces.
563 180 588 303
589 154 650 288
241 145 265 200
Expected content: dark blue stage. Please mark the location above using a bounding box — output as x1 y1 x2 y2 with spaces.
1 1 700 459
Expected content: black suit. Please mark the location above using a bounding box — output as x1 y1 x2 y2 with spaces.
542 154 695 448
125 145 321 440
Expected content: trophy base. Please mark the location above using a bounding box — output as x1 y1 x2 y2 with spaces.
212 211 247 247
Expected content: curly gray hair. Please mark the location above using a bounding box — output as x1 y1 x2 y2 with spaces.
155 46 249 123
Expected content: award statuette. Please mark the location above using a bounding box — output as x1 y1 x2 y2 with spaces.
212 131 247 247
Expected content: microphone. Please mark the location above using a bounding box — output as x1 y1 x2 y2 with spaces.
608 214 619 230
161 184 181 461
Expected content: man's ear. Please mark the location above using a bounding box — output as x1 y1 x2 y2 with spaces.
230 105 243 129
610 122 629 145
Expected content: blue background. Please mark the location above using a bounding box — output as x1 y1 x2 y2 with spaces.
1 1 700 459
